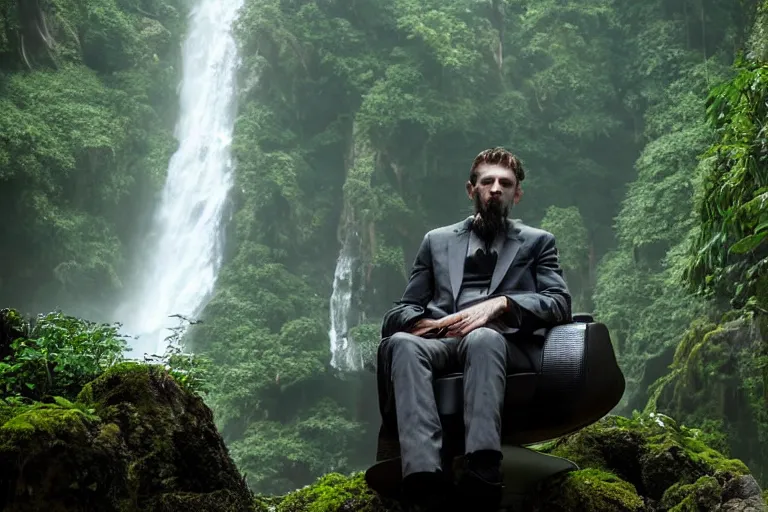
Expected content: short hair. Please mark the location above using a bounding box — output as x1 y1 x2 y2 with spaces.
469 147 525 186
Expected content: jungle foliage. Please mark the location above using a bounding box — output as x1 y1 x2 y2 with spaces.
2 0 768 497
0 0 187 316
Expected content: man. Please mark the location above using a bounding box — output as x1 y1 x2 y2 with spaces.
376 147 572 510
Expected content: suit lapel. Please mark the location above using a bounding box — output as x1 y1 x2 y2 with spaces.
489 227 523 294
448 221 471 302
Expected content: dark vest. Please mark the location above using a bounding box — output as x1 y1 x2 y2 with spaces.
455 249 498 310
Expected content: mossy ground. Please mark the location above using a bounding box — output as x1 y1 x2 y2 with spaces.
268 473 403 512
257 413 765 512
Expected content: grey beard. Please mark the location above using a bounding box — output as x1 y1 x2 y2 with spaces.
472 194 509 243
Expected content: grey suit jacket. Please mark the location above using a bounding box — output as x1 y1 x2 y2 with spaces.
381 216 572 338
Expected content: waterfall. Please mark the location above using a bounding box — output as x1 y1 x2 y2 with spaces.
115 0 244 357
329 225 363 372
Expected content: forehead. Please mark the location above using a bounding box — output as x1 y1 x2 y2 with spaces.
475 163 517 183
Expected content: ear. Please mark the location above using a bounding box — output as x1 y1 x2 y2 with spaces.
513 185 523 205
465 180 474 200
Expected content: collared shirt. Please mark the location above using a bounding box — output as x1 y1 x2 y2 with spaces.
466 228 505 258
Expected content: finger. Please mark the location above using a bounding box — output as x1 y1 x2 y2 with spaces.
436 314 463 328
459 318 485 337
450 313 478 333
455 313 477 330
448 322 468 337
447 318 473 337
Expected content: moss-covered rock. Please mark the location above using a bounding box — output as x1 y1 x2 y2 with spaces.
0 363 255 512
257 413 766 512
271 473 403 512
646 315 768 486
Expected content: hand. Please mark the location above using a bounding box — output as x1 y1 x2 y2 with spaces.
444 297 509 338
409 318 442 337
409 316 464 337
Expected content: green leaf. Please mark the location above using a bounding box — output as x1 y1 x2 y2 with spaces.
729 231 768 254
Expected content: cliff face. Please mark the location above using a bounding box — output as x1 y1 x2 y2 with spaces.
647 316 768 487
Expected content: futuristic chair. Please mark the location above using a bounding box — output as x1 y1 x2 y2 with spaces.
365 314 626 506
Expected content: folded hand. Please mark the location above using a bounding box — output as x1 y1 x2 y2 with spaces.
409 297 509 338
443 296 508 338
409 318 442 337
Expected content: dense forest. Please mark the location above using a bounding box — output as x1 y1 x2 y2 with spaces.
1 0 767 498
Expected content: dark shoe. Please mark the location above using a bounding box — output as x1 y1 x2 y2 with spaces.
402 470 457 511
457 450 503 511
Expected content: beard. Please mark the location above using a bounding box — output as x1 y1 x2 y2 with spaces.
472 192 509 243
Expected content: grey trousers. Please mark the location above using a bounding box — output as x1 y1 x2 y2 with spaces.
378 327 535 477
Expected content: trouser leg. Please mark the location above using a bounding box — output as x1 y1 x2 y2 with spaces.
456 327 508 455
378 332 453 477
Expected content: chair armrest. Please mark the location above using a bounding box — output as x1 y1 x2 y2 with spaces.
538 323 588 397
537 321 623 414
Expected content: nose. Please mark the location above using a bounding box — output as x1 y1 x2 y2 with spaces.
490 180 502 194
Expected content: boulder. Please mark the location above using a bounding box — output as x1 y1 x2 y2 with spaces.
0 362 255 512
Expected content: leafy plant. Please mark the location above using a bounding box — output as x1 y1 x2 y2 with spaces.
0 308 127 401
684 55 768 313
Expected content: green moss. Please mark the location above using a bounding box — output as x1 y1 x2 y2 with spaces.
547 415 643 470
77 362 159 406
0 400 128 512
660 476 722 511
273 472 398 512
0 405 93 450
673 320 718 366
527 469 645 512
676 430 749 475
544 413 752 502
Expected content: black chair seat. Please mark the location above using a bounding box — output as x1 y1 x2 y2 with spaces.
374 314 626 461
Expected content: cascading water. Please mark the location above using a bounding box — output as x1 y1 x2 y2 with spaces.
115 0 244 357
328 226 363 372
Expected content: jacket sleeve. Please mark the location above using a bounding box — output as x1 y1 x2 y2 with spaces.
381 233 435 338
500 233 572 330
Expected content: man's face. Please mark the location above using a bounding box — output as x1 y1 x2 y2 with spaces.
467 164 521 215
